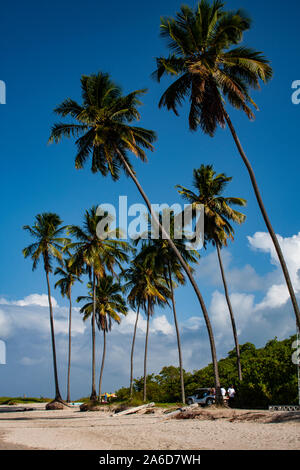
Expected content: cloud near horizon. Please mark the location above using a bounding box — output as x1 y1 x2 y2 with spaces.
198 231 300 350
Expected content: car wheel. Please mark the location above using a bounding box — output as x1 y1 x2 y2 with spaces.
206 398 214 406
187 399 193 405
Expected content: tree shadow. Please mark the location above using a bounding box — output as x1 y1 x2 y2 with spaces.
268 411 300 424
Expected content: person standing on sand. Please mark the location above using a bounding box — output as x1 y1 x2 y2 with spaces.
227 385 236 407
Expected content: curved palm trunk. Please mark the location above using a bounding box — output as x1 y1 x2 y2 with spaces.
90 269 97 401
45 270 62 401
66 286 72 402
143 301 150 402
117 150 221 400
216 244 242 381
224 109 300 332
130 304 140 397
98 329 106 402
167 263 185 404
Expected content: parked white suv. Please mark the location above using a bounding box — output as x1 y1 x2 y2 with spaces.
186 388 215 406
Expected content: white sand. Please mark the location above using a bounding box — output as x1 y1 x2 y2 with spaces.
0 403 299 450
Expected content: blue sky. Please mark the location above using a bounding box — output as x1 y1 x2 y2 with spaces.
0 0 300 399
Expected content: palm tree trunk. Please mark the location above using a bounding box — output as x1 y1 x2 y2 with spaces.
116 150 221 400
167 262 185 404
45 270 62 401
98 329 106 402
130 304 140 397
90 269 97 401
143 301 150 402
223 108 300 331
66 286 72 402
216 244 242 381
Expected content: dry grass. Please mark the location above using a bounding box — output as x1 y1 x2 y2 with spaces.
175 406 300 424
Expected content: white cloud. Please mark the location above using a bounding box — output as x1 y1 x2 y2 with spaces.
112 310 174 336
196 250 266 292
208 287 296 353
151 315 174 335
183 316 204 331
15 294 58 308
0 296 85 339
248 231 300 286
197 231 300 313
0 295 191 397
113 310 146 335
199 231 300 352
20 356 45 366
0 309 13 338
209 290 258 348
255 284 290 310
248 232 300 310
0 293 58 308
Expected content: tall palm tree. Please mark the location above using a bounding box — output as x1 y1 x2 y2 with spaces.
49 72 223 397
177 164 246 381
54 258 82 402
22 213 69 403
123 262 145 398
134 211 200 403
68 206 130 400
125 248 170 401
153 1 300 331
77 276 127 402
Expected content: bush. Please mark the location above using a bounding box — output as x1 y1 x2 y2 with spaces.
115 335 298 409
234 383 271 409
114 387 130 401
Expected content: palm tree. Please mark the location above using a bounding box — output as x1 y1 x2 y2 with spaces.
153 1 300 331
68 206 130 400
22 213 69 403
77 276 127 402
134 211 200 403
54 258 82 402
125 248 170 401
123 262 145 398
49 72 223 398
177 164 246 381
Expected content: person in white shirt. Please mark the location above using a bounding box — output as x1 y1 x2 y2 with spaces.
227 385 235 407
220 387 226 397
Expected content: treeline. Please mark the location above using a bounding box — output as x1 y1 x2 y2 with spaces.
116 335 299 409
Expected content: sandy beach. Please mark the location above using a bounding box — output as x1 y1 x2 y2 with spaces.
0 432 35 450
0 403 299 450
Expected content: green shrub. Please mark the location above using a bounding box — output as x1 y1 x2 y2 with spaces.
115 335 298 409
